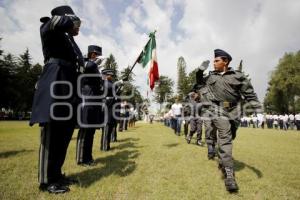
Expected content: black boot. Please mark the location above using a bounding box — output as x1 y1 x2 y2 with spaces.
207 144 216 160
196 140 203 146
186 135 191 144
224 167 239 192
39 183 70 194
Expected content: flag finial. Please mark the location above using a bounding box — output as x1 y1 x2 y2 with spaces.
149 30 157 38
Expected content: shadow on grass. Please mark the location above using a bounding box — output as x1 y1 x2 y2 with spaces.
110 142 144 150
116 137 140 143
234 160 263 178
0 149 34 159
164 143 180 148
71 149 139 188
71 138 140 188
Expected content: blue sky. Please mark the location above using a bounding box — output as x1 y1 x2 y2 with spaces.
1 0 300 111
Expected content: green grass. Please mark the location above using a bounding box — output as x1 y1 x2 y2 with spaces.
0 121 300 200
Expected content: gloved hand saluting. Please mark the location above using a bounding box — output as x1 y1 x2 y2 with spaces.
94 55 106 65
199 60 210 71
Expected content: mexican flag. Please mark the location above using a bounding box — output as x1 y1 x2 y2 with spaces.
138 32 159 90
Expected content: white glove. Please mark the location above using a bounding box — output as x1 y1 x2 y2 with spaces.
114 80 124 85
199 60 210 71
94 56 106 65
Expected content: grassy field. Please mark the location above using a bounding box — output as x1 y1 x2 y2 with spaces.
0 121 300 200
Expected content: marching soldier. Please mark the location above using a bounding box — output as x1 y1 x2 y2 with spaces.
197 49 261 192
30 5 83 193
76 45 104 166
186 92 204 146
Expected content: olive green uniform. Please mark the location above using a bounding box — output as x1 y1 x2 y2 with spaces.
200 68 261 168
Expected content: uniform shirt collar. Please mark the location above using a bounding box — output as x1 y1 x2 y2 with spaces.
210 67 236 75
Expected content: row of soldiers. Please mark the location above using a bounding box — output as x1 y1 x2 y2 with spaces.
240 113 300 130
29 5 132 194
165 49 262 192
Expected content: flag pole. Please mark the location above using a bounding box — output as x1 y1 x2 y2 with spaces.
125 31 156 78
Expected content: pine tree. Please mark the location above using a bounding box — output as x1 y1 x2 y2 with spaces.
154 75 174 111
177 56 190 100
103 54 119 80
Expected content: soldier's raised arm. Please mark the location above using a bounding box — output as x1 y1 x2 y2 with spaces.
41 7 81 33
196 60 210 85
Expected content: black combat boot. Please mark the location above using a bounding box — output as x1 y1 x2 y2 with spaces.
224 167 239 192
196 140 204 146
207 144 216 160
186 135 191 144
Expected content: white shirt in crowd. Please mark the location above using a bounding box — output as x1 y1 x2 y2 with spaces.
289 114 295 121
257 113 264 122
283 114 289 122
171 103 182 116
252 116 258 122
295 113 300 121
279 115 284 120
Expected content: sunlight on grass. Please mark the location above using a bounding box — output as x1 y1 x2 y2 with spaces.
0 121 300 199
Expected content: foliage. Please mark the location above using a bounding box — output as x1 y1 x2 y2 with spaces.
264 51 300 113
153 75 174 110
176 57 190 100
103 54 119 80
0 43 42 117
119 66 144 107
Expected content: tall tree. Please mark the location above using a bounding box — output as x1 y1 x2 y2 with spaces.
0 39 42 118
103 54 119 80
14 49 34 112
177 56 190 100
120 66 143 106
264 51 300 113
0 53 18 109
153 75 174 111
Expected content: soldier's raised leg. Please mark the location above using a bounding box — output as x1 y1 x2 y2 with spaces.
212 117 238 192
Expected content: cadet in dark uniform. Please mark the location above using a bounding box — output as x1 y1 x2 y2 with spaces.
182 95 191 138
198 49 261 192
29 6 83 193
76 45 104 166
100 69 120 151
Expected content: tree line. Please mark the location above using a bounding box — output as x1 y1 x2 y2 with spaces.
264 51 300 114
0 38 145 119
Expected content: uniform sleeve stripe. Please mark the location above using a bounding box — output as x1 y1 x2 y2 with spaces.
50 15 61 30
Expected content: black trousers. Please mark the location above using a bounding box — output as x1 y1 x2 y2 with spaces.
100 124 114 151
38 120 75 184
118 114 125 131
76 128 96 164
110 124 118 142
184 120 189 137
296 120 300 130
